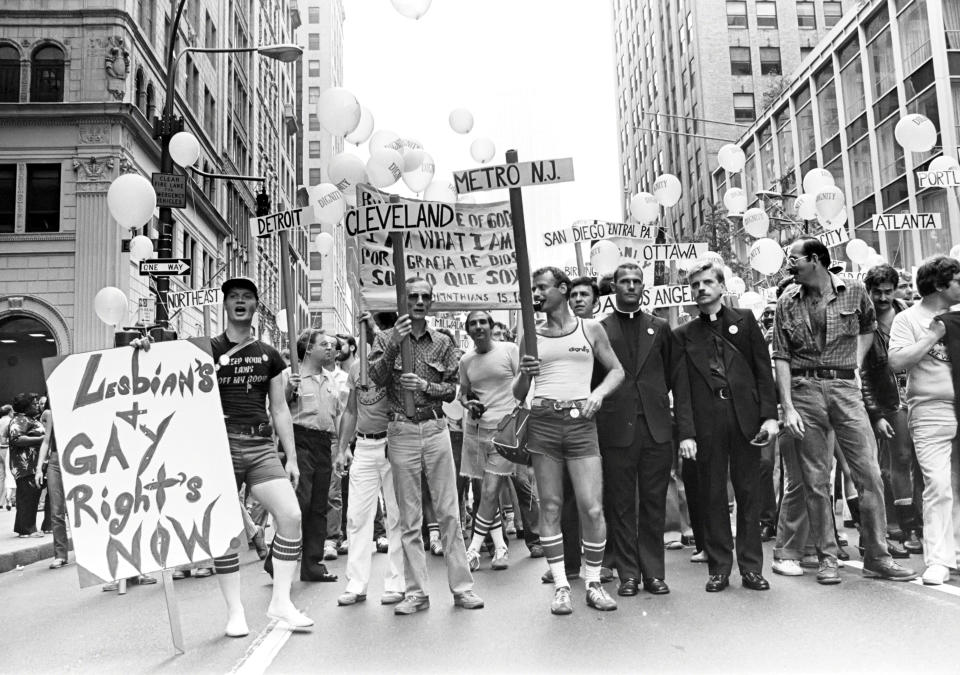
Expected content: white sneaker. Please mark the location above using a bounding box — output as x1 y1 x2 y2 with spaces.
491 547 509 570
505 516 517 536
922 564 950 585
772 559 803 576
466 548 481 572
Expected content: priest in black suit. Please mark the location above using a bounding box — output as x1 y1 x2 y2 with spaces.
594 262 694 597
673 260 779 592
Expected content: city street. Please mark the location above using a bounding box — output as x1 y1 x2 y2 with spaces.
2 529 958 674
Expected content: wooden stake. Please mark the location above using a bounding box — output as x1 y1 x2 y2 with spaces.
161 569 185 655
506 149 538 358
278 230 299 376
358 318 369 388
387 194 416 417
574 241 586 277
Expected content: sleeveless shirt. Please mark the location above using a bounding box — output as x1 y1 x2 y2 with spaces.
535 319 594 400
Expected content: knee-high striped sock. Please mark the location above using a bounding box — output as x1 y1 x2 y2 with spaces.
470 513 494 552
271 534 302 562
542 533 568 588
489 512 506 549
428 522 440 543
583 539 606 584
214 553 240 575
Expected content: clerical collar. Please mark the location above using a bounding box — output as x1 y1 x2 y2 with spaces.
613 300 643 319
699 305 725 323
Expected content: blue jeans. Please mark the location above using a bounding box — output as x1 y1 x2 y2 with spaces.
790 376 890 564
46 453 68 561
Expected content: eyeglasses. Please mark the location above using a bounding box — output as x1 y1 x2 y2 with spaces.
785 254 810 265
407 292 432 302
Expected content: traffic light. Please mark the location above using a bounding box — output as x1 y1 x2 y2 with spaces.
256 190 271 217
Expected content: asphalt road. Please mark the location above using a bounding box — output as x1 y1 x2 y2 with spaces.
1 533 958 675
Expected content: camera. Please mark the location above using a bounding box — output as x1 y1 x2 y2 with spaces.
466 392 486 420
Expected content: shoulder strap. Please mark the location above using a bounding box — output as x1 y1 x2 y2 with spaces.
221 336 257 362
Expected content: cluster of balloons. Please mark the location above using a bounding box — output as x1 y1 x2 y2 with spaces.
447 107 495 164
94 286 129 326
628 173 683 225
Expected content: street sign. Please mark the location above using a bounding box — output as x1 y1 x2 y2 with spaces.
137 297 155 325
251 207 304 238
916 169 960 188
121 237 158 252
152 173 187 208
452 157 574 194
167 288 222 310
872 212 942 231
139 258 191 276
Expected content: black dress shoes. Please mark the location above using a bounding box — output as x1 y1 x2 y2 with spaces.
617 578 639 596
300 561 338 582
642 578 670 595
760 525 775 542
705 574 729 592
741 571 770 591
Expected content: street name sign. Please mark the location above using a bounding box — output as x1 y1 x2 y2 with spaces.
167 288 223 310
152 173 187 208
452 157 574 194
916 169 960 189
872 212 942 231
252 207 304 238
139 258 191 276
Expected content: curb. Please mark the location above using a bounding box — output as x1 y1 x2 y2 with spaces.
0 538 73 574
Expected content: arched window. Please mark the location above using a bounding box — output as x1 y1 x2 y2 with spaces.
134 67 144 113
30 45 65 102
0 45 20 102
146 82 155 119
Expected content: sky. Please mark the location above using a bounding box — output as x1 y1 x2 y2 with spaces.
340 0 623 271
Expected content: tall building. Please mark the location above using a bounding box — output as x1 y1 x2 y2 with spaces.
612 0 852 241
298 0 353 336
715 0 960 272
0 0 301 402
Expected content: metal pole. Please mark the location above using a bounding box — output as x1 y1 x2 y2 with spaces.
387 194 416 418
506 149 538 359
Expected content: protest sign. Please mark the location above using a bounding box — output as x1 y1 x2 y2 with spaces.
542 220 656 247
167 288 222 311
595 284 696 315
452 157 574 194
872 213 942 231
43 339 243 587
917 169 960 189
345 184 521 311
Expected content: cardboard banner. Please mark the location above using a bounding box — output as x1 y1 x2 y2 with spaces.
872 213 942 231
167 288 223 311
916 169 960 189
452 158 574 194
251 208 304 239
595 284 696 316
542 220 656 247
346 185 521 311
43 339 243 587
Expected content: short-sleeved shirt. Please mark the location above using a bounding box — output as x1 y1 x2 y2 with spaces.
772 275 876 369
460 341 520 429
283 368 340 433
889 303 953 408
348 360 391 434
211 333 286 425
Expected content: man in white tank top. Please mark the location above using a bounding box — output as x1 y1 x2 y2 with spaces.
514 266 625 615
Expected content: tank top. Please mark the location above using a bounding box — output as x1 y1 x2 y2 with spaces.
535 318 594 400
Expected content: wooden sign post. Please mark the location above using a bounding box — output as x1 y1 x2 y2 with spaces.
386 194 416 418
358 318 369 388
505 150 538 357
278 229 300 376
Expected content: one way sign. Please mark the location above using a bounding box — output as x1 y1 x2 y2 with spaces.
139 258 191 276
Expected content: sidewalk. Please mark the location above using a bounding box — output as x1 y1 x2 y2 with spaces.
0 505 72 574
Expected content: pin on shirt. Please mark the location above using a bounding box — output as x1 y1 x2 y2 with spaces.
729 325 739 335
569 408 580 419
647 327 655 335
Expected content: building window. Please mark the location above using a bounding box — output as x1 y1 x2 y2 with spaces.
308 33 320 50
30 45 65 102
800 46 814 61
309 281 323 301
759 47 781 75
726 1 747 27
756 2 777 28
25 164 60 233
308 86 320 104
308 60 320 77
146 83 155 119
309 168 323 185
138 0 155 44
134 67 145 112
823 1 843 28
309 253 323 271
797 2 816 29
309 141 322 159
0 45 20 102
309 114 320 131
309 6 320 23
0 164 14 233
733 93 755 122
729 47 752 76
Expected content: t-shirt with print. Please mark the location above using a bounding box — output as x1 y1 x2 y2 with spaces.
347 360 391 434
211 333 286 425
889 303 953 408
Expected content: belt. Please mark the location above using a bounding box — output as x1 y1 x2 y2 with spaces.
531 397 586 410
225 422 273 438
896 374 907 388
791 368 856 380
714 386 732 400
357 430 387 440
390 408 443 423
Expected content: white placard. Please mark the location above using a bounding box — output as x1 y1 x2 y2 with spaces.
872 213 942 231
542 220 656 247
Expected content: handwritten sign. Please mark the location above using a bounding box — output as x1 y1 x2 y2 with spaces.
916 170 960 189
595 284 696 315
815 227 849 247
542 220 656 248
167 288 223 310
43 340 242 587
452 158 574 194
633 242 708 264
252 208 304 239
872 213 942 231
346 185 520 311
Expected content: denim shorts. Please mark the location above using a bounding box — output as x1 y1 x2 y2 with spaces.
228 433 288 488
525 405 600 462
462 422 515 478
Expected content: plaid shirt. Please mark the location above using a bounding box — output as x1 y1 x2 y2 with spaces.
368 326 458 414
772 275 876 370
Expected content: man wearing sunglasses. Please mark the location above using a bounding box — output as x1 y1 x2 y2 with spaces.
368 278 483 614
772 237 916 585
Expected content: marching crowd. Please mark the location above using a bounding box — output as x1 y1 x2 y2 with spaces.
3 233 960 633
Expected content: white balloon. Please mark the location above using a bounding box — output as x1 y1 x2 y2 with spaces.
739 291 765 317
802 168 835 195
630 192 660 224
723 265 734 279
951 244 960 259
590 240 621 276
345 106 375 145
864 252 887 269
129 235 154 262
402 151 435 193
168 131 200 168
895 114 938 153
315 87 362 136
368 129 401 154
390 0 432 19
845 239 870 264
717 144 746 173
742 208 770 238
424 180 457 204
794 193 817 220
727 276 746 295
449 108 474 134
315 231 334 255
815 185 846 220
276 309 288 332
94 286 129 326
928 155 960 174
723 187 748 215
107 173 157 229
749 238 785 275
366 148 403 188
653 174 682 207
818 207 848 231
328 153 367 196
310 183 346 226
470 137 496 164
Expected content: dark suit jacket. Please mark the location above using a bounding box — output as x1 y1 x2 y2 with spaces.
594 310 694 447
673 307 778 449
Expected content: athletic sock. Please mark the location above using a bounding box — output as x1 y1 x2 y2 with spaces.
582 539 606 584
213 553 240 575
542 533 569 588
271 534 302 562
469 513 493 552
428 523 440 543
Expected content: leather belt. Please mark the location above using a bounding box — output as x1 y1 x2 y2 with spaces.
791 368 856 380
225 422 273 438
714 386 732 400
357 430 387 440
390 408 443 423
531 397 586 410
